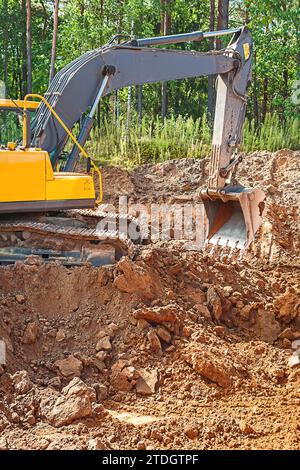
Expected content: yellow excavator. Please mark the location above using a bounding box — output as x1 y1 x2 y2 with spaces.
0 27 265 265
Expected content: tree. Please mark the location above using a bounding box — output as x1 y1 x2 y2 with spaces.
208 0 216 122
216 0 229 49
161 0 171 121
26 0 32 93
49 0 59 83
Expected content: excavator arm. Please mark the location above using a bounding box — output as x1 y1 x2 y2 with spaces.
30 26 264 251
32 27 250 177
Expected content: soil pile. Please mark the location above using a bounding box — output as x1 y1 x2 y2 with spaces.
0 149 299 450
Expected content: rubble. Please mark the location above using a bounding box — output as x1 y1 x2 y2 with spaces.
40 378 96 427
54 355 83 378
0 150 299 449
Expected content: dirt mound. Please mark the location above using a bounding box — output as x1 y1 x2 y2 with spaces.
0 150 299 450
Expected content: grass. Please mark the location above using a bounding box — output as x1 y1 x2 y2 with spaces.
86 112 300 168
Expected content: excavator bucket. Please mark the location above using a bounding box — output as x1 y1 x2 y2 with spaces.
201 187 265 250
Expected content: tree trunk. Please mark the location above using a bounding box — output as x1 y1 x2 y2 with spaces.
161 0 171 121
216 0 229 50
207 0 216 123
261 77 268 122
21 0 27 97
26 0 32 94
49 0 59 83
252 51 259 128
2 0 8 95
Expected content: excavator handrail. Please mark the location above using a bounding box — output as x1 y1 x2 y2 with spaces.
23 94 103 203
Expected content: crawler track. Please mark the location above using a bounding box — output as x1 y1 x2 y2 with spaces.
0 209 141 266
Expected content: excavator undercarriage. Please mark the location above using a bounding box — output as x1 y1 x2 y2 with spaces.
0 26 265 266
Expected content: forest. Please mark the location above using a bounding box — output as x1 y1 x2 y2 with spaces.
0 0 299 166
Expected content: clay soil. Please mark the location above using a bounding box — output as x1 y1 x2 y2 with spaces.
0 149 299 450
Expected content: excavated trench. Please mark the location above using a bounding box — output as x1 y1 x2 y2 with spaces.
0 149 299 450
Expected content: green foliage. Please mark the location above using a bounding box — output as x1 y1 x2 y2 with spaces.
85 113 300 168
0 0 299 159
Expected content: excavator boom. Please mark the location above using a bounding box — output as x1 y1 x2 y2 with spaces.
0 26 265 264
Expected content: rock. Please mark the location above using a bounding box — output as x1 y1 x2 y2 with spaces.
48 376 61 389
186 352 232 388
147 330 162 355
136 319 151 331
96 336 112 351
137 440 146 450
40 377 96 427
110 360 137 391
87 438 107 450
207 286 222 321
182 326 191 338
274 289 300 321
0 436 8 450
165 345 175 353
282 338 292 349
22 321 38 344
24 413 36 426
239 420 255 435
96 330 108 340
195 304 211 320
93 383 108 401
136 368 158 395
15 294 25 304
10 411 20 423
54 355 83 378
184 426 199 439
12 370 33 395
288 355 300 367
253 309 281 344
56 329 66 342
114 258 158 299
96 351 107 361
213 326 226 337
91 358 106 371
106 322 119 336
156 327 172 343
134 305 181 329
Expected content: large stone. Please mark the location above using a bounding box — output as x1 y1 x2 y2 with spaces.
96 336 112 351
40 377 96 427
54 355 83 378
147 330 162 355
206 287 222 321
136 368 158 395
186 352 232 388
134 305 182 334
274 288 300 321
110 360 137 391
22 322 38 344
252 309 280 344
113 258 158 300
11 370 33 395
156 327 172 343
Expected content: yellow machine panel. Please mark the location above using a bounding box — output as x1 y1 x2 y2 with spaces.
0 148 46 202
0 147 96 213
46 174 95 201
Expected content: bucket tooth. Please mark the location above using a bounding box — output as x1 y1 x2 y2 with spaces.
201 186 265 250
